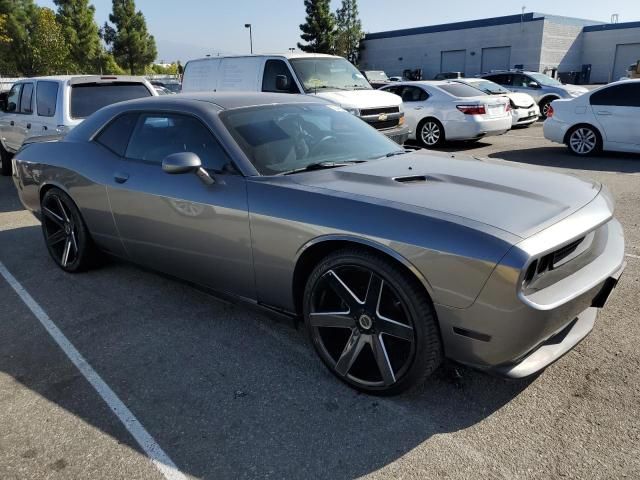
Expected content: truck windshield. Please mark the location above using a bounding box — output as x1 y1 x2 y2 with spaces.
220 103 401 175
289 58 372 92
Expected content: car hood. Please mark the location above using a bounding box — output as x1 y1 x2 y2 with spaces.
557 84 589 96
505 92 536 108
288 152 601 239
311 89 402 109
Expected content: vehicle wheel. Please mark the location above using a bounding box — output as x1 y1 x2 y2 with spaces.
41 188 98 272
303 248 442 395
417 118 445 148
539 98 554 119
567 125 601 156
0 145 12 176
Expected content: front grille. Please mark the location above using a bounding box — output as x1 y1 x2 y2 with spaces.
552 237 585 266
367 119 400 130
360 106 400 116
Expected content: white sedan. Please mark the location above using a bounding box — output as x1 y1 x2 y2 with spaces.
381 81 512 147
452 78 540 127
544 79 640 156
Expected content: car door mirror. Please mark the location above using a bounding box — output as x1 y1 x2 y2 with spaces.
529 81 541 89
162 152 215 185
0 92 7 112
275 75 290 91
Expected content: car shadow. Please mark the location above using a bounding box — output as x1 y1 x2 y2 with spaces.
0 224 535 479
488 147 640 173
0 176 25 213
406 140 493 152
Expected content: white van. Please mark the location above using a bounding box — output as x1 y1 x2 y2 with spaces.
182 54 409 144
0 75 157 175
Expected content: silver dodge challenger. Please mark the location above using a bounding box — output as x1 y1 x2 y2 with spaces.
12 92 625 395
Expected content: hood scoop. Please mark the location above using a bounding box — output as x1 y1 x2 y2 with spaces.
394 175 428 184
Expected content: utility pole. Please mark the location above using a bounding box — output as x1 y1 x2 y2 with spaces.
244 24 253 54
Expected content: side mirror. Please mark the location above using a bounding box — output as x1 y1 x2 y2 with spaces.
162 152 214 185
529 81 541 89
0 92 7 112
275 75 290 91
7 101 17 112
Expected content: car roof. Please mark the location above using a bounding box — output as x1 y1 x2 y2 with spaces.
187 53 337 63
14 75 149 83
385 80 461 87
108 92 331 111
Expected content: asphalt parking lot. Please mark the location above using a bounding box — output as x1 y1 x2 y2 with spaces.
1 122 639 480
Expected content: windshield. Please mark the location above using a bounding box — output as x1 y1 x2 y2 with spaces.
289 57 372 92
527 72 562 87
221 103 402 175
365 71 389 82
464 80 508 94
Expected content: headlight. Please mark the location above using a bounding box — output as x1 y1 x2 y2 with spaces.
344 107 360 116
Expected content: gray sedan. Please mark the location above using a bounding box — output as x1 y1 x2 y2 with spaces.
12 93 625 394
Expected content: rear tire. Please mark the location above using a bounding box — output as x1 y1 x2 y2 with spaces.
566 125 601 157
417 118 445 148
303 248 442 395
41 188 99 272
0 145 12 176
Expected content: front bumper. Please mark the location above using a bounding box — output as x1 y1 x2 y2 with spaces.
380 124 410 145
436 203 625 378
511 105 540 126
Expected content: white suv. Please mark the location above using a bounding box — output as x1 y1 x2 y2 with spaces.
0 75 156 175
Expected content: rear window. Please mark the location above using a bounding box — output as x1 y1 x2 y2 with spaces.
70 82 152 119
438 83 486 98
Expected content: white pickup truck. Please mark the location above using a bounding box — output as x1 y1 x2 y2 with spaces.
0 75 156 175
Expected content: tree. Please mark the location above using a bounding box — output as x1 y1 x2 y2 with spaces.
26 7 70 76
334 0 363 65
0 0 39 75
298 0 335 54
53 0 102 73
103 0 157 75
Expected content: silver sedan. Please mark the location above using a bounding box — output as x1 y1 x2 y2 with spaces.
12 93 625 394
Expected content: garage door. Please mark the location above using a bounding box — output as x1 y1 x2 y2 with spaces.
481 46 511 73
441 50 466 74
612 43 640 81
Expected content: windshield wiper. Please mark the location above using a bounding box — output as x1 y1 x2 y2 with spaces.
385 150 410 158
281 160 364 175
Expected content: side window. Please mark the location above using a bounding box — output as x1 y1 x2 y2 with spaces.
511 74 528 87
125 113 232 172
488 74 511 86
36 81 59 117
401 86 428 102
262 60 300 93
19 83 34 114
590 84 640 107
95 113 139 157
6 84 22 112
384 86 402 95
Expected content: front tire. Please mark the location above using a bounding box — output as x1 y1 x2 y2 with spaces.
538 98 555 119
417 118 445 148
303 248 442 395
566 125 601 156
41 188 99 272
0 145 12 176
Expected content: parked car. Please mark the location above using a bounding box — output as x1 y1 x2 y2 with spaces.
150 79 181 93
181 53 409 144
482 71 588 119
544 79 640 156
12 92 625 394
154 85 174 95
452 78 540 127
381 81 512 147
433 72 463 80
360 70 391 89
0 75 157 176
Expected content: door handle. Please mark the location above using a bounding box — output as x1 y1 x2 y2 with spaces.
114 172 130 184
9 121 14 126
43 125 48 131
26 123 31 129
414 106 424 110
596 110 612 116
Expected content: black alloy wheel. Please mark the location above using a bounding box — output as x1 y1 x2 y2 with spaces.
304 249 442 395
41 188 97 272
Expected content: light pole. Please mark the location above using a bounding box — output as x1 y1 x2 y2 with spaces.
244 24 253 54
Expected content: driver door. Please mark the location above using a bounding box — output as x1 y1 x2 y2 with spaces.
105 111 255 299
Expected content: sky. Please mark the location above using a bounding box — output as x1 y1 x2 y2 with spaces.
36 0 640 62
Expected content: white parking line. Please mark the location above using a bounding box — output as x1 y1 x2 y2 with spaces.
0 261 187 480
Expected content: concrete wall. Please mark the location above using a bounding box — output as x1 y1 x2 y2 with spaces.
360 20 545 79
582 27 640 83
539 21 584 74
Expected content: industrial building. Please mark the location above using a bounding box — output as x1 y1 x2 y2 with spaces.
359 13 640 84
